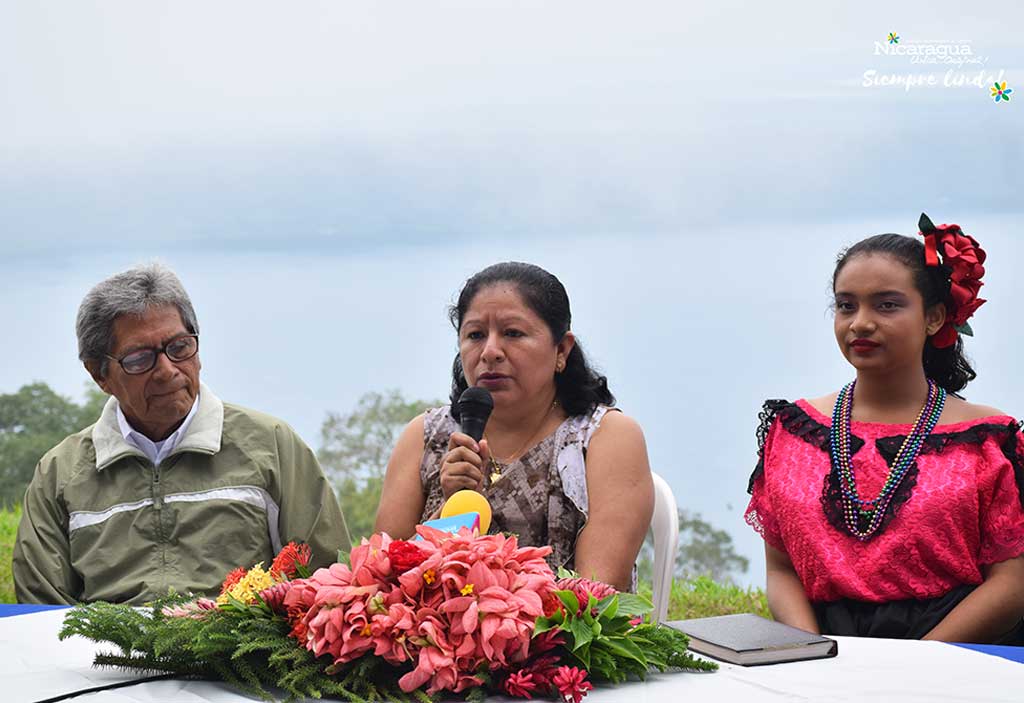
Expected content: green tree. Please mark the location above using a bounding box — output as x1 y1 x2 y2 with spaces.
0 382 108 507
675 509 749 582
639 509 749 585
317 390 439 543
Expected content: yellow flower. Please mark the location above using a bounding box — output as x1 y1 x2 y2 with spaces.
460 583 475 596
423 569 436 585
217 563 275 605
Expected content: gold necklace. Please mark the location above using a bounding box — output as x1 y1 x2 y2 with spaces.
486 399 558 485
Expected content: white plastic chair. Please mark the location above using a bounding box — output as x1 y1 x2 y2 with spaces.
650 472 679 624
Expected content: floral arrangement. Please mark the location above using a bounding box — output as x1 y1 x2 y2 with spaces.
60 528 714 702
918 212 987 348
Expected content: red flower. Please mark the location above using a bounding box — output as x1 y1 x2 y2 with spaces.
541 589 563 617
220 567 247 595
919 216 987 348
289 617 309 643
387 539 427 574
270 542 312 580
552 666 593 703
517 654 561 689
529 629 564 656
504 670 538 698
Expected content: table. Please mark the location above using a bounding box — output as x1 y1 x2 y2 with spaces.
5 607 1024 703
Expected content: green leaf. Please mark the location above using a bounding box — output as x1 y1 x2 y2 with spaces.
555 566 579 580
568 617 594 651
601 614 635 636
555 589 580 615
599 635 647 665
566 644 591 670
955 321 974 337
614 593 653 617
532 618 561 636
596 594 619 620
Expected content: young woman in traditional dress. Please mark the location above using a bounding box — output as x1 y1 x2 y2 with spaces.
746 215 1024 642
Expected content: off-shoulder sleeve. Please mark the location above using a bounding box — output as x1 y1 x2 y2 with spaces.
744 401 788 552
976 424 1024 565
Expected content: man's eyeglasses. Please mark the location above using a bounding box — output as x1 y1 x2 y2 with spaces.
106 334 199 375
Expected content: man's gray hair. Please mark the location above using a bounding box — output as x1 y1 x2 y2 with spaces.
76 263 200 376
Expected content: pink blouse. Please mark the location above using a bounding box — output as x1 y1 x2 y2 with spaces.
745 399 1024 603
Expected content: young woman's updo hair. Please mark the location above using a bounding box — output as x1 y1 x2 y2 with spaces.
448 262 615 418
832 233 977 395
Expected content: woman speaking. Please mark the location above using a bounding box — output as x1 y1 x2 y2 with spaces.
375 262 653 591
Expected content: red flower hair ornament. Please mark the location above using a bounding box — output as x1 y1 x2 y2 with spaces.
918 213 987 348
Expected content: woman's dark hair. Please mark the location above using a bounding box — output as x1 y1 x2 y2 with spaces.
447 262 615 418
832 233 976 395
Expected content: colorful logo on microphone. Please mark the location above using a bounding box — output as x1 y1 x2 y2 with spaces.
990 81 1013 102
887 32 900 44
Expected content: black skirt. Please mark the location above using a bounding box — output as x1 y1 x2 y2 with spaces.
813 584 1024 644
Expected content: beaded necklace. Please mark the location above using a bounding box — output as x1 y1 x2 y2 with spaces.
829 379 946 540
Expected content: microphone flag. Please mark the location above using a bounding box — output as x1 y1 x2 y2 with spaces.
420 489 493 535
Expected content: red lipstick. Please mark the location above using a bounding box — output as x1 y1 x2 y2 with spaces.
849 339 880 353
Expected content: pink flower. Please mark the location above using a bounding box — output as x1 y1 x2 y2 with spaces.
369 601 415 663
554 577 618 615
258 582 293 614
397 611 484 694
160 599 215 619
504 670 538 698
552 666 593 703
284 564 354 642
306 600 372 663
280 525 559 697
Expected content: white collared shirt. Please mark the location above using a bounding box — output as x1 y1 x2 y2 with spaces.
116 394 200 466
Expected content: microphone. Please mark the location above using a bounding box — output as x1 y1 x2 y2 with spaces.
416 388 494 537
455 387 493 442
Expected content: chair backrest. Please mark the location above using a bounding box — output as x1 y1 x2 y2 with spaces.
650 472 678 624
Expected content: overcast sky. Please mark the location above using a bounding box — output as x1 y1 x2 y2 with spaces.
2 1 1021 584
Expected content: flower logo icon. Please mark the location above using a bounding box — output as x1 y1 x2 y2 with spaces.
990 82 1013 103
888 32 900 44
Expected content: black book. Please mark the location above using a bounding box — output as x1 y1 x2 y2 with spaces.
667 613 838 666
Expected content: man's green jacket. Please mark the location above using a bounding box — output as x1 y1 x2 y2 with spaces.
13 384 350 604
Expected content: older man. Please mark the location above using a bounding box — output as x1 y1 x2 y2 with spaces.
13 263 350 604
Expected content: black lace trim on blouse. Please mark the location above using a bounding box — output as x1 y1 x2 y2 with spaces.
747 400 865 494
750 400 1024 538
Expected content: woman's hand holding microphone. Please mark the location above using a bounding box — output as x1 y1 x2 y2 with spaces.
440 432 491 499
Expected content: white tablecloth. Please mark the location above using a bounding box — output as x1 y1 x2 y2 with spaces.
5 609 1024 703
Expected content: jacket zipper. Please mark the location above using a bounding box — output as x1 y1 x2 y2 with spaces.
152 463 167 591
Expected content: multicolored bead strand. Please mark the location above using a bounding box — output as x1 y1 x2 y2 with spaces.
829 379 946 540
